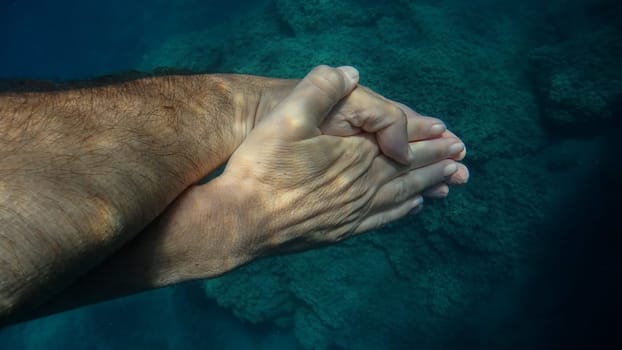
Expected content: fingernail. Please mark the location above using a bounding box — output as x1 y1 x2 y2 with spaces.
443 163 458 176
449 142 465 154
430 123 446 134
338 66 359 84
412 196 423 206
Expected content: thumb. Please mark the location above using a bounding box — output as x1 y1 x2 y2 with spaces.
270 65 359 138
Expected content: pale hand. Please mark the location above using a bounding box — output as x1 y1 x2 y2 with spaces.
198 66 467 263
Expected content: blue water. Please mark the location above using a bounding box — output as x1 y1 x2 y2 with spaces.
1 0 621 349
0 0 258 79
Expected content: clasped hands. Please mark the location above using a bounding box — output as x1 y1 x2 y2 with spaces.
159 65 469 274
0 65 469 322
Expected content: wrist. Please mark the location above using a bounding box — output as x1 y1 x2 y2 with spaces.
115 176 260 288
202 73 298 132
189 175 260 272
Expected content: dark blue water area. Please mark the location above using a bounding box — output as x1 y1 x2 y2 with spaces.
0 0 257 79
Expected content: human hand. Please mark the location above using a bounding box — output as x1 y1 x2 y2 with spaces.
199 65 468 261
227 67 468 198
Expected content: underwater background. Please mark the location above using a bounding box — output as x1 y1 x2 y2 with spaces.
1 0 621 349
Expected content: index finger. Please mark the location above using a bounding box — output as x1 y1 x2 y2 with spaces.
338 86 410 164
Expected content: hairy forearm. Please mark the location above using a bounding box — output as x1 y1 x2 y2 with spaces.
5 177 254 323
0 74 251 319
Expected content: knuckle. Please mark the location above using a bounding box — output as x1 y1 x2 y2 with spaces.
394 180 410 202
349 111 364 127
397 109 407 127
389 103 406 121
279 105 307 132
283 116 306 133
335 172 355 189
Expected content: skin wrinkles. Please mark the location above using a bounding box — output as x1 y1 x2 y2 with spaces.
0 66 469 323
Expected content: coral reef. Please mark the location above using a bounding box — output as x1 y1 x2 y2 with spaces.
530 29 622 134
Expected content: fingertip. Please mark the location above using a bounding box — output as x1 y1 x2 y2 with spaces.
395 103 446 141
412 195 424 207
440 129 466 160
446 164 469 185
408 203 424 216
337 66 359 87
430 122 447 135
443 162 459 177
455 145 467 160
407 195 424 215
422 184 449 198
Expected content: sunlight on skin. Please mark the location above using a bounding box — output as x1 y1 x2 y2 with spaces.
0 66 469 322
204 65 469 255
254 74 470 202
